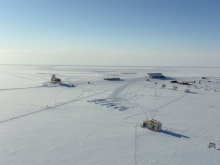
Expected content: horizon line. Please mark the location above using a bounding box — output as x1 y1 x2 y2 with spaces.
0 64 220 68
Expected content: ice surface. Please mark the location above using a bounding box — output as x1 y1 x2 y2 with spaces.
0 65 220 165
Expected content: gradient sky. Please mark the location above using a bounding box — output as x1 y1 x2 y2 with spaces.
0 0 220 66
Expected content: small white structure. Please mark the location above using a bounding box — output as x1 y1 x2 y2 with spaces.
51 74 56 79
173 85 178 90
145 73 165 79
143 119 162 132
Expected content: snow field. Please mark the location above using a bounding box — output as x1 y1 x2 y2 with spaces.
0 65 220 165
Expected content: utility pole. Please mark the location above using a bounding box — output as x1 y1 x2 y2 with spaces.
155 82 157 97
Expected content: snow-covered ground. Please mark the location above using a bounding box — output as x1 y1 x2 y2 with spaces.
0 65 220 165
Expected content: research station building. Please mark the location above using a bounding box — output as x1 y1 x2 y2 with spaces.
145 73 165 79
143 119 162 132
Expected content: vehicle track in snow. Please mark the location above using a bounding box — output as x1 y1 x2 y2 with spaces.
0 70 37 82
123 87 188 165
124 93 188 126
156 95 220 110
0 87 114 124
53 88 62 106
134 125 138 165
151 94 187 113
106 78 189 165
108 77 144 99
124 80 165 121
0 70 42 78
123 84 152 125
46 87 60 107
0 86 44 91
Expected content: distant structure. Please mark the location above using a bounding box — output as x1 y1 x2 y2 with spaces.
146 73 165 79
208 143 216 149
179 81 190 85
173 85 178 90
184 89 190 93
170 80 178 83
161 84 166 88
143 119 162 132
51 74 61 83
104 77 120 81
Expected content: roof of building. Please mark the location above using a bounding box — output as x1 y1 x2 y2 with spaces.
144 119 162 125
104 77 120 80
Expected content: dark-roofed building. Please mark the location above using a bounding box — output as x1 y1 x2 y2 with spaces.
145 73 165 79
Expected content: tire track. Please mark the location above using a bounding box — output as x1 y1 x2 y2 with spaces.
0 70 36 81
0 86 44 91
134 125 138 165
0 87 114 124
124 93 188 126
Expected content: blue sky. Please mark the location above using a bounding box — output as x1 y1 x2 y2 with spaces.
0 0 220 66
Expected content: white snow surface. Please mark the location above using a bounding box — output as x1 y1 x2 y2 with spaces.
0 65 220 165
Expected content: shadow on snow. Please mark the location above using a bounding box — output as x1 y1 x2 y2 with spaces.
59 83 75 87
161 130 189 139
104 79 124 81
153 77 176 81
187 91 197 94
